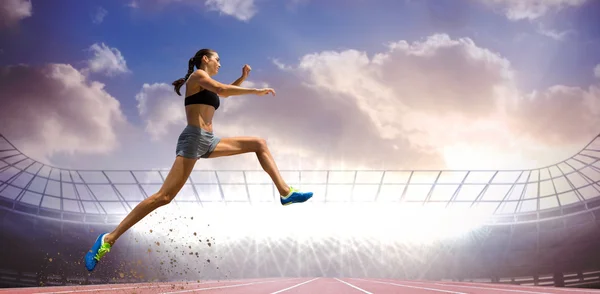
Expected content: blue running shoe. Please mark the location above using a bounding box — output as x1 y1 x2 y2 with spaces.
85 233 111 271
280 186 313 206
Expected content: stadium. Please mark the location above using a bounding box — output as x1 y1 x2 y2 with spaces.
1 130 600 293
2 0 600 292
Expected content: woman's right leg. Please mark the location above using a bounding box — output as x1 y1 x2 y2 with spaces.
84 155 197 271
104 155 198 245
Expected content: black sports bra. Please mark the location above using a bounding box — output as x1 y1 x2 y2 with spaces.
184 89 220 110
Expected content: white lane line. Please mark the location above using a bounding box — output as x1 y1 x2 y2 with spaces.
351 278 468 294
269 278 320 294
334 278 373 294
431 282 552 294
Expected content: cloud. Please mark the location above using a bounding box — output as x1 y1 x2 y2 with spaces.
254 35 518 169
135 83 186 141
0 0 32 28
477 0 586 41
478 0 587 21
92 6 108 24
508 84 600 146
478 0 588 21
214 33 598 170
536 26 574 41
535 21 577 41
0 64 128 162
84 43 130 77
205 0 257 21
595 64 600 79
128 0 257 21
127 0 312 21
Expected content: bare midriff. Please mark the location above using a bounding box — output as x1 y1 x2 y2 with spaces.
185 104 215 133
184 83 216 133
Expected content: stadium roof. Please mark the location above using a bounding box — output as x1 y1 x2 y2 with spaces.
1 133 599 225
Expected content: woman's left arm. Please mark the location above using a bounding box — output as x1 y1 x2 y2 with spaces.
231 64 251 86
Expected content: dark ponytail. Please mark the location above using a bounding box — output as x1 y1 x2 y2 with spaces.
172 48 216 96
172 58 195 96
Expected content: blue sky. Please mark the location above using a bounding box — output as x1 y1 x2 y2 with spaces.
1 0 599 171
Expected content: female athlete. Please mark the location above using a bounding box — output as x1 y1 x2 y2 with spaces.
84 48 313 271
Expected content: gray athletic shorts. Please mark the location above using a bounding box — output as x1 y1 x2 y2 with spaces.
176 125 221 159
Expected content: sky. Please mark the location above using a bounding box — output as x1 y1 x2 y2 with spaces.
0 0 599 172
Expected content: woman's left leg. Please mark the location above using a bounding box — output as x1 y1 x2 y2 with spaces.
207 137 289 195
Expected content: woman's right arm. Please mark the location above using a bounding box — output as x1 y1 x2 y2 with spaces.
191 70 273 98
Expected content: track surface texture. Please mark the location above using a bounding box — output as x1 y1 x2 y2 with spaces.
2 278 600 293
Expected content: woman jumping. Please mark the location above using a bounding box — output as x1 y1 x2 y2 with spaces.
84 48 313 271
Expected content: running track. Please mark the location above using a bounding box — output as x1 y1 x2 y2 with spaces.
2 278 600 293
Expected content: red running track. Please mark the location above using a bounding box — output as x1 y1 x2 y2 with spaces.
2 277 600 293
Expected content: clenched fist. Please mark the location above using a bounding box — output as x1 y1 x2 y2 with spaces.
242 64 252 77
